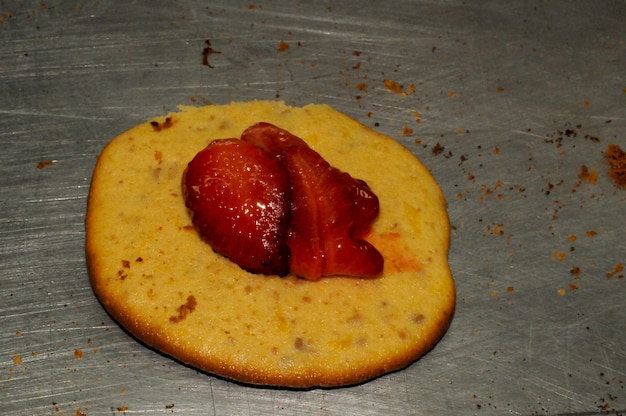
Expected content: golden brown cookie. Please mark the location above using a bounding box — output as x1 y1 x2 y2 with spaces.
86 101 455 387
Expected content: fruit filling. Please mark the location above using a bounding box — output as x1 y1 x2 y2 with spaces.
183 123 383 281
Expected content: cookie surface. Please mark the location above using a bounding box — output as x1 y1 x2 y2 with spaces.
86 101 455 387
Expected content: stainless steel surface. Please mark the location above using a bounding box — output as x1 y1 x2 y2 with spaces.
2 1 625 414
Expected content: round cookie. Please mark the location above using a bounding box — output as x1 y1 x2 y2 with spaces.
86 101 455 388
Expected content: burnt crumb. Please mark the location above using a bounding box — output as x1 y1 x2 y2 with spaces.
431 143 445 156
150 117 174 132
202 39 221 68
564 128 577 138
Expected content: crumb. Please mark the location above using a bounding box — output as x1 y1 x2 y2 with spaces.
577 165 598 184
383 79 403 94
201 39 221 68
37 160 55 169
74 349 84 359
604 143 626 188
606 263 624 279
552 252 566 261
431 143 445 156
401 126 413 136
557 288 566 296
277 40 289 51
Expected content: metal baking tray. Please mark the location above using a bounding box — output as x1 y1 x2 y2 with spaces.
2 1 624 414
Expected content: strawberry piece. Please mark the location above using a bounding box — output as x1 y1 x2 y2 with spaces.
335 173 380 239
243 122 379 238
183 139 290 276
283 145 384 281
241 122 308 157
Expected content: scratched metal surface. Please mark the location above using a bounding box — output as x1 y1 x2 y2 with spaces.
1 1 625 415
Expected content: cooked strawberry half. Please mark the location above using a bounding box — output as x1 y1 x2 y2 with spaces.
182 138 290 276
243 122 379 238
241 122 308 157
282 145 384 281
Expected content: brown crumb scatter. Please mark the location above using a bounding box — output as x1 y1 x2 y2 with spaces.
486 222 504 236
74 349 84 359
169 295 197 323
605 143 626 188
401 126 413 136
570 266 581 277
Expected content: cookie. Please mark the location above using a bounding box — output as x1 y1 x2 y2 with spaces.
86 101 455 387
